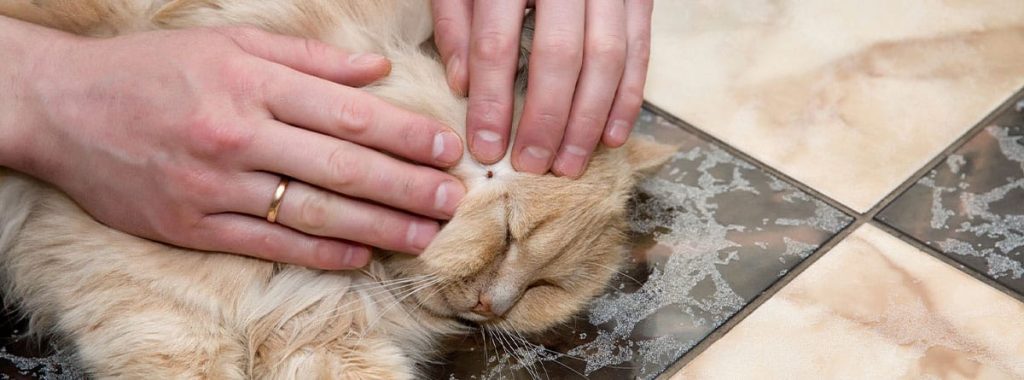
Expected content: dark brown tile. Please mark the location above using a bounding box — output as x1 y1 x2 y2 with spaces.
879 98 1024 294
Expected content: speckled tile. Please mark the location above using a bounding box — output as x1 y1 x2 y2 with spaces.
646 0 1024 212
430 109 852 379
878 97 1024 294
673 224 1024 379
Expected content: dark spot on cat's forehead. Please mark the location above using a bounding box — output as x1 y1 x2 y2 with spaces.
486 170 494 179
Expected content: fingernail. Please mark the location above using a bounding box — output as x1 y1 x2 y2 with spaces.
432 131 462 165
434 180 466 217
516 146 552 174
553 145 588 177
472 130 505 163
348 53 386 66
343 245 370 268
446 57 464 95
608 120 631 145
406 220 440 252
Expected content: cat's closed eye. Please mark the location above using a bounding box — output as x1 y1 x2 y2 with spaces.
526 279 558 290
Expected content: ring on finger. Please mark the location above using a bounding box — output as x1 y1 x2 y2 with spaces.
266 177 291 223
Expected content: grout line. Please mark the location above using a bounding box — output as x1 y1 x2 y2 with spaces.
654 219 865 380
642 102 861 218
865 85 1024 218
873 220 1024 303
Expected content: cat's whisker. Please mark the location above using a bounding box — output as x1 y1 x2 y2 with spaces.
355 275 445 345
317 275 438 318
501 322 550 380
489 325 520 379
589 262 643 287
495 323 541 380
299 274 441 329
500 321 593 380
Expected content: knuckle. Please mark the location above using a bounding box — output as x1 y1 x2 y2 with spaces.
573 112 605 130
537 35 583 65
167 165 219 200
215 57 265 94
311 241 340 268
334 99 374 135
399 121 425 154
468 97 507 126
433 17 462 47
629 37 652 64
472 31 518 64
326 146 361 189
297 192 330 232
302 38 331 61
185 117 253 156
369 216 403 247
534 111 565 130
618 89 644 111
587 36 627 68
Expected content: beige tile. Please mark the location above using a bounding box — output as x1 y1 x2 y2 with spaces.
671 224 1024 379
647 0 1024 212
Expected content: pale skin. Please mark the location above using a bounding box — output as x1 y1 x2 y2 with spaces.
432 0 654 177
0 2 653 270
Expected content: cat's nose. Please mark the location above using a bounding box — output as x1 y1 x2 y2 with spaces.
471 295 497 318
471 294 505 318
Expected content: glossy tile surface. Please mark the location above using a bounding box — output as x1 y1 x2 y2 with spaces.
646 0 1024 212
879 98 1024 293
674 224 1024 379
432 109 852 379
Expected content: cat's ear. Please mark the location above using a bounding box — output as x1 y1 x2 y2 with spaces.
624 136 678 174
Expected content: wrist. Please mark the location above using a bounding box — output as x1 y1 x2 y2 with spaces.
0 16 77 180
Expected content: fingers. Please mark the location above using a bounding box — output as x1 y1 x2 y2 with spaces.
263 68 463 168
221 27 391 87
465 0 528 164
551 0 627 178
245 121 465 220
511 0 586 174
192 213 371 270
229 175 441 255
602 0 653 148
431 0 473 95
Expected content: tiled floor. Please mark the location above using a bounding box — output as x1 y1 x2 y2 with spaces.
432 0 1024 378
431 111 851 379
672 224 1024 379
2 1 1024 379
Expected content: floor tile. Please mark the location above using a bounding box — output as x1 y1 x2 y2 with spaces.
432 109 852 379
878 97 1024 294
673 224 1024 380
646 0 1024 212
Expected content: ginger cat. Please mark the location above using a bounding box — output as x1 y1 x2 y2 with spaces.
0 0 674 378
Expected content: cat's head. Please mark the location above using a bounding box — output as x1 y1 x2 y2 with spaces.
383 139 674 334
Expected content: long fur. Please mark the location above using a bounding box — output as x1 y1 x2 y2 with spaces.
0 1 675 378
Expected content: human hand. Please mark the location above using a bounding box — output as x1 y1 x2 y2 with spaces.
431 0 654 178
10 25 465 270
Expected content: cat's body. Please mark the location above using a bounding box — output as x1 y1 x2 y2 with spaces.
0 1 672 378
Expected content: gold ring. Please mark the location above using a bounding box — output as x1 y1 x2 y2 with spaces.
266 178 290 223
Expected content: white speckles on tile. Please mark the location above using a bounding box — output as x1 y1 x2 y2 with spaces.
647 0 1024 212
673 224 1024 379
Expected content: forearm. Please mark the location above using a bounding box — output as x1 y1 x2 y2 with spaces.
0 15 68 175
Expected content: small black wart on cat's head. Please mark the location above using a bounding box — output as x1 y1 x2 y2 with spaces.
486 170 494 179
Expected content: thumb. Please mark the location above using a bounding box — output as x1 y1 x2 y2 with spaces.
220 27 391 87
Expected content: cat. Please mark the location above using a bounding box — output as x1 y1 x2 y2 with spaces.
0 0 674 378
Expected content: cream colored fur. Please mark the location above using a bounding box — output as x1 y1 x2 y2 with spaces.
0 1 675 378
